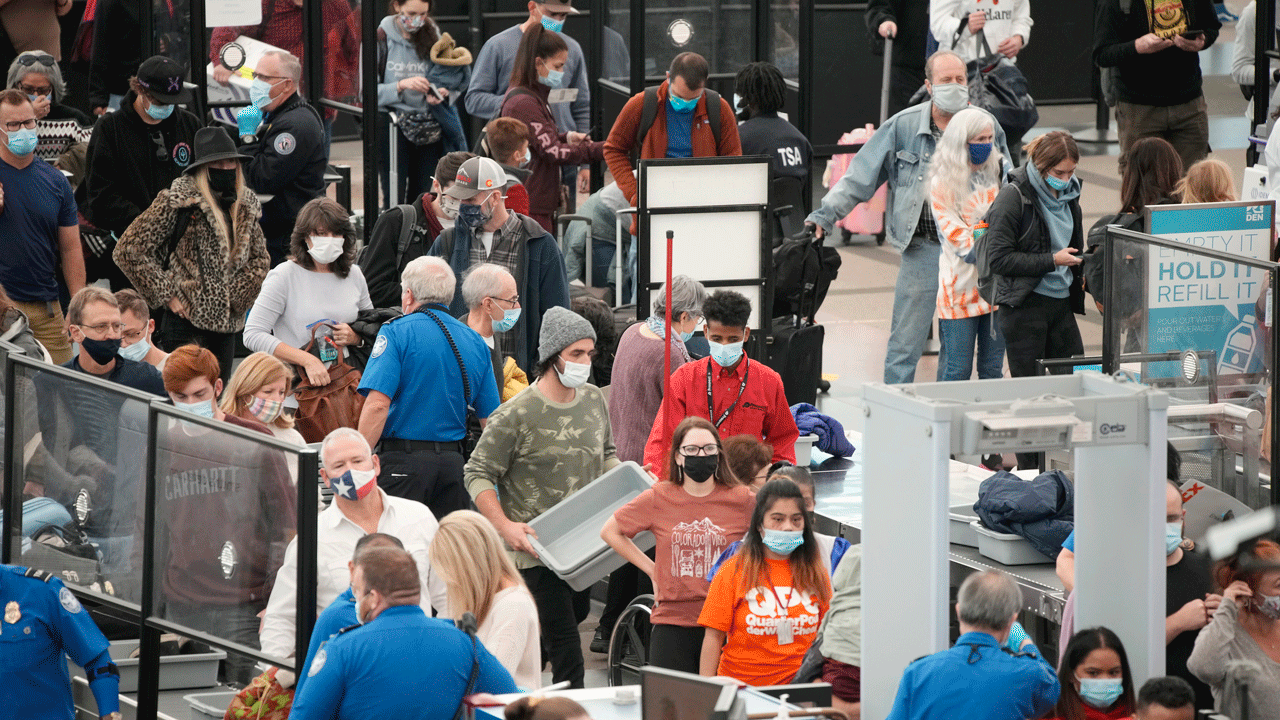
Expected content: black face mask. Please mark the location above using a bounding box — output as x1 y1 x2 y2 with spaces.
207 168 238 199
80 336 121 365
682 455 719 483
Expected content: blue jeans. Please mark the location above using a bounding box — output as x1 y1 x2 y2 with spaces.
428 103 469 153
379 113 444 209
885 237 942 384
937 314 1005 381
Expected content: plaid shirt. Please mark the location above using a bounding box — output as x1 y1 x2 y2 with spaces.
916 118 944 243
468 213 523 362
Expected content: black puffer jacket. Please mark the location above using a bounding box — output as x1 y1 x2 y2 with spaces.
985 165 1085 313
975 469 1074 560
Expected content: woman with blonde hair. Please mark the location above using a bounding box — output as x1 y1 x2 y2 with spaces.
428 510 540 689
1177 159 1237 204
219 352 305 447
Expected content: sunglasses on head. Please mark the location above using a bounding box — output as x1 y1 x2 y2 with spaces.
16 54 54 68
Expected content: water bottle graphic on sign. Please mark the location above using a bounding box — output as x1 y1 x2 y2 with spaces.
1219 314 1258 375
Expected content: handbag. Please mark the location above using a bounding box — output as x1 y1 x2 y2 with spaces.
966 32 1039 141
417 306 482 459
292 325 366 444
397 110 443 147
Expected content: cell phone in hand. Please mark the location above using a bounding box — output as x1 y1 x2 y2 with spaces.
427 85 443 102
1181 30 1204 39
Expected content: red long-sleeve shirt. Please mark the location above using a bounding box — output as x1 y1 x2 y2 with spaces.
643 356 798 475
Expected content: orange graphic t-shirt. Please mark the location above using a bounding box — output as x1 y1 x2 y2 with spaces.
697 553 830 686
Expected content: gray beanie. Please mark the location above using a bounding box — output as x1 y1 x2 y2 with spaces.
538 306 597 364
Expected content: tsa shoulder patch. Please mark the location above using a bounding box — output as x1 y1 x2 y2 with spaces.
59 587 82 613
371 334 388 359
274 132 297 155
308 647 327 676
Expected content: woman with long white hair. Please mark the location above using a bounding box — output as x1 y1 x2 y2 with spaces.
928 106 1005 382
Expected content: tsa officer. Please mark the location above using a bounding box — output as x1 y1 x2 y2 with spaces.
0 564 123 720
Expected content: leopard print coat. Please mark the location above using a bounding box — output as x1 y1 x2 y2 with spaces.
114 174 270 333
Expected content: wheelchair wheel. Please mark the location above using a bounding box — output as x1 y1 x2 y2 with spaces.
608 594 654 686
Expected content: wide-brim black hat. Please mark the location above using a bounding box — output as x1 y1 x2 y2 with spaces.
185 126 251 174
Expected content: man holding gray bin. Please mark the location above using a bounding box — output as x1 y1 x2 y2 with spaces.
465 305 617 689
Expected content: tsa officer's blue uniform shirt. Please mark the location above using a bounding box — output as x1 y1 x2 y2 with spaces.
290 604 517 720
885 632 1060 720
296 587 357 696
0 566 121 720
358 304 501 443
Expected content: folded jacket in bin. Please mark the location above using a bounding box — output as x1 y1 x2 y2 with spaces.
526 461 655 591
974 469 1074 560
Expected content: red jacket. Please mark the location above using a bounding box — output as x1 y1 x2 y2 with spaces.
644 356 798 475
500 83 603 219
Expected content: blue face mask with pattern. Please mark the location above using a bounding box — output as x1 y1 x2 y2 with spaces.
762 528 804 555
540 14 564 33
145 100 174 121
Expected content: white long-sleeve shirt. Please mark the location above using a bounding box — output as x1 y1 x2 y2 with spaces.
930 0 1033 62
1232 2 1279 120
476 587 541 690
258 488 450 660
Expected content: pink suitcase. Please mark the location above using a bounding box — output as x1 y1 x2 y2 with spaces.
824 124 888 245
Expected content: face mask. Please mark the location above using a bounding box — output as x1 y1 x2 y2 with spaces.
356 591 371 624
539 67 565 88
669 92 700 113
1077 677 1123 710
26 94 38 103
556 357 592 388
439 194 460 220
968 142 992 166
762 528 805 556
681 454 718 483
1045 173 1073 192
330 467 377 501
399 13 425 31
540 14 564 32
248 396 284 424
207 167 237 197
491 305 521 333
457 193 495 228
930 82 969 115
5 127 37 156
118 338 150 362
520 147 532 168
308 235 345 264
733 93 744 111
174 398 216 419
1254 593 1280 619
145 100 173 121
708 340 744 368
249 78 279 110
680 329 695 343
80 336 122 365
1165 522 1183 556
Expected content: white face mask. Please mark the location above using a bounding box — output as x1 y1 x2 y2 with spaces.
556 357 592 388
308 235 345 264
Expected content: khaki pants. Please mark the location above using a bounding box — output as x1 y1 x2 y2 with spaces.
12 299 71 364
1115 96 1210 173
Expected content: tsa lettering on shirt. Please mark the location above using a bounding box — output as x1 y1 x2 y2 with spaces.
775 146 805 168
743 585 821 637
670 518 731 579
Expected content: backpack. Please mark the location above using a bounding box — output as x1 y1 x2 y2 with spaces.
631 86 724 163
357 203 420 276
976 181 1028 306
1082 212 1144 312
291 326 366 443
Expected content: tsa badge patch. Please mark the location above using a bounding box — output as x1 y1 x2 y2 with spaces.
59 587 82 614
371 334 388 359
274 132 297 155
308 647 326 676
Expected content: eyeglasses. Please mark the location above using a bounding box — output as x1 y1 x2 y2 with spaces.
16 54 54 68
2 118 36 132
251 72 288 83
679 444 721 457
122 328 146 342
490 295 520 306
17 84 52 97
79 322 124 335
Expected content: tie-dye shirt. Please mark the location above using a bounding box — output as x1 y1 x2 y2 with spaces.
931 177 1000 319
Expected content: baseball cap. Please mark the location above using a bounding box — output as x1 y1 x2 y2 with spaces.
444 157 507 199
136 55 192 104
536 0 580 14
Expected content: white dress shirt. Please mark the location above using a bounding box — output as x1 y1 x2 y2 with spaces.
259 487 450 660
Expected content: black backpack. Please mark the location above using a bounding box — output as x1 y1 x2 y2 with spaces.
1082 212 1144 313
631 86 724 163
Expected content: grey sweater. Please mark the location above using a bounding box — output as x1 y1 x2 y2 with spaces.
1187 598 1280 717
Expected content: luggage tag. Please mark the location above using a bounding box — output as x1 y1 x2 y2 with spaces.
319 337 338 363
776 617 794 646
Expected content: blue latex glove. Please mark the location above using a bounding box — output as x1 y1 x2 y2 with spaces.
1006 621 1030 652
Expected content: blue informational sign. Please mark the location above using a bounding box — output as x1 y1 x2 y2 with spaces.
1146 202 1275 378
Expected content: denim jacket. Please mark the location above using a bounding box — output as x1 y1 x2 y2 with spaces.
807 102 1011 252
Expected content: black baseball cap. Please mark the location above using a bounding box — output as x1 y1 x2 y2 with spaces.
136 55 192 104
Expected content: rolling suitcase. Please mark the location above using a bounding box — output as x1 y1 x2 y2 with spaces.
766 320 825 407
825 37 893 246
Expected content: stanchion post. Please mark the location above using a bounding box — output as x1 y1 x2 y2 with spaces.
663 230 674 438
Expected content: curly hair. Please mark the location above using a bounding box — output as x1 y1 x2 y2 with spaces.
733 61 785 115
290 197 356 279
701 290 752 329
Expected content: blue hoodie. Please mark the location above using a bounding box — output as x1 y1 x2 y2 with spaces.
1025 166 1082 299
377 16 470 112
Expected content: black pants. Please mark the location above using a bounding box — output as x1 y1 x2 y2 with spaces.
155 310 236 385
375 446 470 520
999 293 1083 468
597 552 654 637
520 566 590 688
888 64 926 117
649 623 704 674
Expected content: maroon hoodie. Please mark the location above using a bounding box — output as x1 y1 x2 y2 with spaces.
500 82 603 219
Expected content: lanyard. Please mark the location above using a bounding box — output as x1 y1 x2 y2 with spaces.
706 358 749 430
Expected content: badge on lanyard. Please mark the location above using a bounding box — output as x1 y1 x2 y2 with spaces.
768 582 795 646
776 616 794 646
4 601 19 624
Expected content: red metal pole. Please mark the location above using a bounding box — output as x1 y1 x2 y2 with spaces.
663 230 674 443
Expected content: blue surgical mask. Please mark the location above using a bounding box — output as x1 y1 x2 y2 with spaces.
669 92 699 113
520 147 532 168
680 329 694 343
249 78 277 110
25 93 38 103
173 398 215 419
1045 173 1073 192
708 340 744 368
145 100 174 121
1077 677 1123 710
6 127 37 156
492 306 521 333
539 68 564 88
968 142 992 166
540 14 564 33
762 528 804 556
118 338 150 362
1166 522 1183 556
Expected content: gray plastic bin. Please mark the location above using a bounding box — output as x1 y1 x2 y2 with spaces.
795 434 817 466
970 521 1053 565
186 690 239 719
527 461 655 591
68 639 226 692
949 505 981 548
